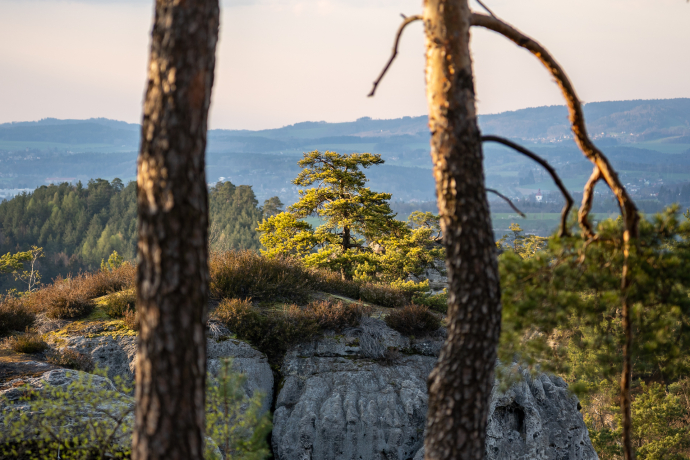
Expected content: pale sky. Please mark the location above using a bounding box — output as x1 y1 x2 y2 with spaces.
0 0 689 130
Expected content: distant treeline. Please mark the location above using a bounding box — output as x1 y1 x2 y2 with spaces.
0 179 278 291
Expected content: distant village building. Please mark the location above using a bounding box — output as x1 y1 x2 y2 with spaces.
535 189 543 202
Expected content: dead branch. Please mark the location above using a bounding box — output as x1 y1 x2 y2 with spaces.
486 188 525 217
470 12 639 238
579 167 602 239
482 135 573 237
475 0 496 17
368 15 422 97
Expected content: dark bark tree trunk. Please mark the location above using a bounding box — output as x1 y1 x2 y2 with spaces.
422 1 502 459
133 1 219 459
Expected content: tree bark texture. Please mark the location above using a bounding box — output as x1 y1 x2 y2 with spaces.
423 1 502 459
133 1 219 459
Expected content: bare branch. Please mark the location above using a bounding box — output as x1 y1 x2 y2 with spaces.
578 166 602 240
486 188 525 218
471 12 639 238
475 0 496 17
482 135 573 237
368 15 422 97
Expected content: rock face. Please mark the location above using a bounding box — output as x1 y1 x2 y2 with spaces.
271 318 598 460
273 317 433 460
486 371 598 460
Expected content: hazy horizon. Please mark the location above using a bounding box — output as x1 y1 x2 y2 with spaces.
1 0 689 130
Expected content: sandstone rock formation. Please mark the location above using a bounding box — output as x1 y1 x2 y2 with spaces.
272 318 598 460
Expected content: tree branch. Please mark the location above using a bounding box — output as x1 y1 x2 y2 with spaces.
368 15 422 97
486 188 525 218
578 166 602 240
482 135 573 237
475 0 496 17
471 12 639 238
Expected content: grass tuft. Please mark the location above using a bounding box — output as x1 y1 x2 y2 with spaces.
384 304 442 335
0 296 35 337
46 348 95 372
2 331 48 354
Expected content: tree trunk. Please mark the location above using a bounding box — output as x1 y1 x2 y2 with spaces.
423 1 502 459
133 1 219 459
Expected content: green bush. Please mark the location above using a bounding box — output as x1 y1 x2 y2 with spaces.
210 250 312 303
102 291 136 318
309 268 410 308
309 268 362 299
0 295 35 337
384 304 442 335
2 332 48 354
412 290 448 314
359 282 408 308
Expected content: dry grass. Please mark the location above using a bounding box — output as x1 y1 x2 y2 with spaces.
308 268 409 308
0 295 35 337
210 251 312 303
384 304 442 335
24 263 136 320
46 348 95 372
123 306 139 331
212 297 369 363
1 331 48 354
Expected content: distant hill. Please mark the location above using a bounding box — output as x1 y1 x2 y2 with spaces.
1 98 689 214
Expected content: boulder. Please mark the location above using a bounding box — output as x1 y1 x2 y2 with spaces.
272 318 598 460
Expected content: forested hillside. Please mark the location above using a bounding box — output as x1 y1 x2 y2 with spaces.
0 179 273 290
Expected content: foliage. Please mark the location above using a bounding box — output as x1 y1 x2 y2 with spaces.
384 304 442 336
0 369 133 459
102 290 136 318
208 181 279 253
0 295 35 337
101 250 124 272
258 151 443 282
45 349 95 372
1 331 48 354
499 207 690 457
496 223 548 259
412 289 448 314
0 250 32 275
0 179 270 292
307 267 412 308
209 250 312 303
586 380 690 460
205 358 272 460
0 362 272 460
13 246 45 293
212 297 370 363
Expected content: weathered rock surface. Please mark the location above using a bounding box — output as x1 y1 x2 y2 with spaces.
43 324 274 412
272 318 598 460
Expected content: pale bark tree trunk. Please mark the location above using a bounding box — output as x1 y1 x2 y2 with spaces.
133 1 219 459
423 1 502 459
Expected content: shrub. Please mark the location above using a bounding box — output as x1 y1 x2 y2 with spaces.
0 295 35 337
212 298 369 362
46 348 95 372
384 304 442 335
2 331 49 354
412 290 448 314
307 299 372 331
309 268 361 299
210 250 312 302
123 306 139 331
102 290 136 318
24 263 136 319
359 282 408 308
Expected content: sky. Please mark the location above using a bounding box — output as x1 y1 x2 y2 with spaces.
0 0 689 130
